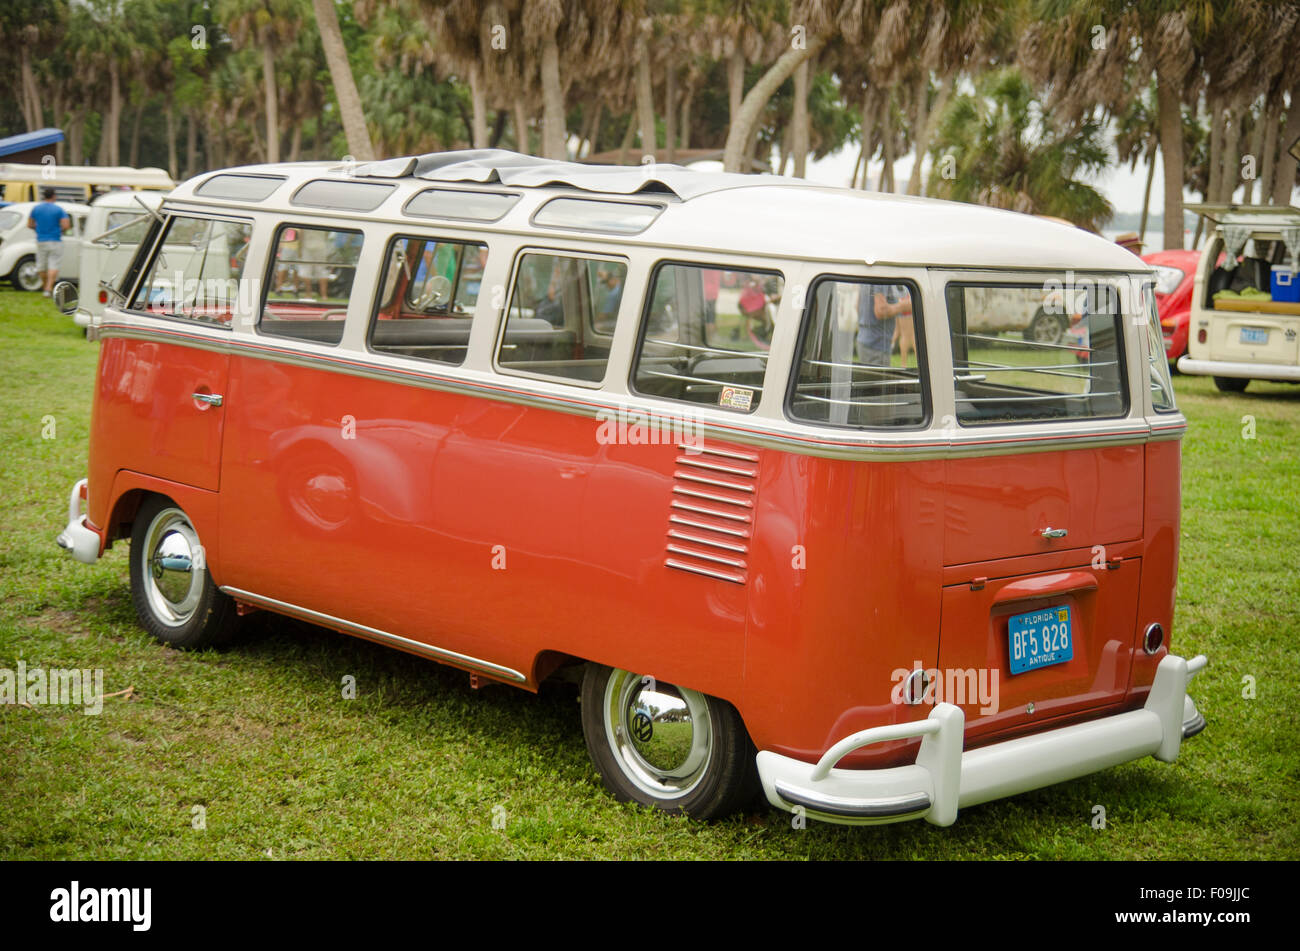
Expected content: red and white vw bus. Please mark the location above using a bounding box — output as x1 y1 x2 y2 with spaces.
56 150 1206 825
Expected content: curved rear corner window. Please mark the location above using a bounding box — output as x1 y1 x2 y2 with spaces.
788 278 927 428
195 173 285 201
1144 283 1177 412
259 224 364 346
291 179 395 212
946 280 1126 424
405 188 519 222
532 198 662 234
633 263 783 413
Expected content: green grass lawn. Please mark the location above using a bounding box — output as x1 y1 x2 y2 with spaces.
1 285 1296 859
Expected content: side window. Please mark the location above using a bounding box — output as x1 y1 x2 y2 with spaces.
946 281 1126 424
259 224 363 346
129 215 254 327
788 278 926 428
632 263 783 413
368 235 489 367
497 251 627 384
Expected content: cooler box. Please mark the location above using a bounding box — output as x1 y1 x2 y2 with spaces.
1271 267 1300 303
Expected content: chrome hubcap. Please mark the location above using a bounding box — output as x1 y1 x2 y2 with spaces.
604 669 712 800
142 508 202 627
17 260 40 290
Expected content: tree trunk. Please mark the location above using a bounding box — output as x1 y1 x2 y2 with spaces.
1260 86 1280 202
587 100 603 157
513 100 530 154
791 59 810 178
905 73 928 195
664 64 677 163
468 62 489 149
879 111 895 192
165 104 178 179
1139 142 1156 243
723 35 828 173
540 35 566 159
1220 102 1242 203
858 91 877 190
108 60 122 166
1156 75 1185 250
1273 82 1300 206
312 0 376 160
19 47 43 130
129 102 144 167
778 121 792 175
489 109 507 148
262 41 280 163
908 77 951 196
727 48 744 126
68 114 83 166
635 42 656 161
617 108 636 164
679 80 694 150
1245 101 1266 203
1206 95 1225 203
288 122 302 162
186 111 198 178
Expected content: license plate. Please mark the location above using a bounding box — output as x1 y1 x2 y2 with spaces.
1240 327 1269 345
1008 605 1074 675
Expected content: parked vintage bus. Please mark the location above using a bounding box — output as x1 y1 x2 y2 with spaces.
57 150 1206 825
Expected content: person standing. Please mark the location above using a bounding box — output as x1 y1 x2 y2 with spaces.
27 187 71 297
857 283 912 367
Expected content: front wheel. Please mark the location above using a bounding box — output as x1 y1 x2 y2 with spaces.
129 496 236 649
580 664 758 819
1024 308 1067 345
12 256 42 292
1213 376 1250 393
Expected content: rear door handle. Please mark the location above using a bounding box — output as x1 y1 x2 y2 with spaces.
193 392 223 407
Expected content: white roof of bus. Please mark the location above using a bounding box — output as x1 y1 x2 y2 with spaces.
166 150 1146 272
0 163 174 189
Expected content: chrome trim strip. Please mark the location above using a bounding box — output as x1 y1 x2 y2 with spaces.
665 543 746 568
773 784 933 819
667 529 749 554
220 587 528 683
678 444 760 462
671 485 754 508
670 500 752 524
675 456 759 477
663 558 746 584
672 469 756 493
668 514 750 538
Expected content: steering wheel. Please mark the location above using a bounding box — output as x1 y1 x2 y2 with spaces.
415 274 452 310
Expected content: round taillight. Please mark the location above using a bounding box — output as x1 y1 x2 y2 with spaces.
1197 328 1207 344
1143 622 1164 655
98 290 108 304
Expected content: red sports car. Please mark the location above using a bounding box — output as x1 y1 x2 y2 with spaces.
1142 249 1200 364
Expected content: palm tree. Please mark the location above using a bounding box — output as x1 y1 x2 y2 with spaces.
312 0 376 160
221 0 302 164
928 66 1113 232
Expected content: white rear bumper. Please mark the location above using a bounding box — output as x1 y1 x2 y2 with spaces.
757 653 1207 826
1177 357 1300 380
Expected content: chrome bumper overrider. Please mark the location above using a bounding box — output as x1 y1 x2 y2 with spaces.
54 478 101 564
757 653 1208 826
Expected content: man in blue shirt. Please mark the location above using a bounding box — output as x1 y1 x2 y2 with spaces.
27 188 71 296
857 283 912 367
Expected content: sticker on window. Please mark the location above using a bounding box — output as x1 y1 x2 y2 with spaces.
719 386 754 411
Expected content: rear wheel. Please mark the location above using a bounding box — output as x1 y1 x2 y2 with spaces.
580 663 758 819
129 496 236 649
1213 376 1250 393
11 256 41 292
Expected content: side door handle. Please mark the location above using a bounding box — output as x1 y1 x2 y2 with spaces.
193 392 224 407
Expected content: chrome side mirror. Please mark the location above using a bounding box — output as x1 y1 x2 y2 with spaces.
53 280 78 315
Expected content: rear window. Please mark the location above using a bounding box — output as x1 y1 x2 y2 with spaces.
946 280 1127 424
